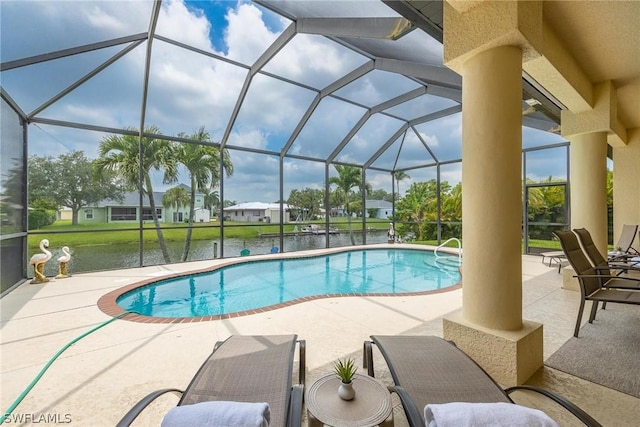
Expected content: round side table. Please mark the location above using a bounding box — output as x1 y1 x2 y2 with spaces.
306 373 393 427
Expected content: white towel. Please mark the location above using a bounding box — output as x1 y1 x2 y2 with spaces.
161 401 270 427
424 402 558 427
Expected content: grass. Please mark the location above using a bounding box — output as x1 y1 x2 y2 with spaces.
28 220 564 253
28 218 391 250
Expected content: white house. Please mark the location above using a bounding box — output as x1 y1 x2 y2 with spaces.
223 202 290 223
76 185 208 224
365 200 393 219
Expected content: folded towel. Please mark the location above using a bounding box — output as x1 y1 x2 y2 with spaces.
424 402 558 427
161 401 270 427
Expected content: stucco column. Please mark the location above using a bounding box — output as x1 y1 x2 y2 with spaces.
461 45 523 330
569 132 608 251
442 0 544 386
612 130 640 240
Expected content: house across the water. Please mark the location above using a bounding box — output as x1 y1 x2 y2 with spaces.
75 186 209 224
223 202 290 223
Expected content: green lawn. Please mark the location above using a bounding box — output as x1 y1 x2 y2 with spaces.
27 218 390 250
27 219 563 253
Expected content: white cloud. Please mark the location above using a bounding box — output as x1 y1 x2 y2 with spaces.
3 0 565 205
156 0 215 51
225 3 283 64
85 5 129 33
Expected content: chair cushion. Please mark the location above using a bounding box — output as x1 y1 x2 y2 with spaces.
161 401 270 427
424 402 558 427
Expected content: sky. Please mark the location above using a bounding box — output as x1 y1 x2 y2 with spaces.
0 0 571 204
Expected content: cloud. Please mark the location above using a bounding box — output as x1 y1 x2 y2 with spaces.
225 2 285 64
2 0 566 205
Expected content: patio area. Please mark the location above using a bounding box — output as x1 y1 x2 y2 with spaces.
1 246 639 426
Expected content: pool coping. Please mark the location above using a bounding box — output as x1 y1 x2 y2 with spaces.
97 244 462 324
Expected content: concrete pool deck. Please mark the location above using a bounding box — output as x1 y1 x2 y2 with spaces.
1 244 639 426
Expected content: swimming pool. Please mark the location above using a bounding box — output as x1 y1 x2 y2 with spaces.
109 248 461 320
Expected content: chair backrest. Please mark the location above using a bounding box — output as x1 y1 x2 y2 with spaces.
616 224 638 252
554 230 601 296
179 335 298 427
573 228 610 276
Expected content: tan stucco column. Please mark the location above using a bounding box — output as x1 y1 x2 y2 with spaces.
442 0 543 386
568 132 608 251
561 81 621 256
612 130 640 238
460 45 523 330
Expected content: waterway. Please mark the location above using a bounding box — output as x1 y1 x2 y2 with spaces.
35 230 391 278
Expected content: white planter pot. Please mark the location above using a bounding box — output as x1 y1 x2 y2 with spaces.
338 381 355 400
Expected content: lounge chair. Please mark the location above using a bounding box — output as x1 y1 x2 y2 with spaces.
116 335 305 427
554 230 640 337
363 335 601 427
573 228 640 279
539 250 567 273
608 224 639 260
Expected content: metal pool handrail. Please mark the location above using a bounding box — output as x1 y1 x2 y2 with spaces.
435 238 462 265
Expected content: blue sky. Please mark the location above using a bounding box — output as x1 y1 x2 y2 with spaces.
1 0 571 203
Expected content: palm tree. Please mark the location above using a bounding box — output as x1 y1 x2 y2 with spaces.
393 170 410 195
329 165 362 245
176 127 233 261
94 126 177 263
203 189 220 215
163 186 190 222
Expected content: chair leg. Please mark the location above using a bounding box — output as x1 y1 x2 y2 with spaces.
588 300 599 323
574 298 586 337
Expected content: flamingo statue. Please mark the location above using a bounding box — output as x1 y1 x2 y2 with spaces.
30 239 52 283
56 246 72 279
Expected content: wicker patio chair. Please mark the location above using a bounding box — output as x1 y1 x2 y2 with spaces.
554 230 640 337
363 335 601 427
116 335 305 427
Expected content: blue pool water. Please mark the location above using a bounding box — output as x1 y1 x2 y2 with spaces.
117 248 461 318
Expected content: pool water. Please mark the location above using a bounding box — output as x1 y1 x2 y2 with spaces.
116 248 461 318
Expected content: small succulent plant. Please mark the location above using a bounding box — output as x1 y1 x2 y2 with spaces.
334 358 358 383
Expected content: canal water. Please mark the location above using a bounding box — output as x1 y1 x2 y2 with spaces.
34 230 391 277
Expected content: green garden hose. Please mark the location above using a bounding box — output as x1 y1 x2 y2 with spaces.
1 311 130 424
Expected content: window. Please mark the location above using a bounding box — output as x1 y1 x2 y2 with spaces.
142 208 162 221
111 208 136 221
85 209 94 220
253 210 261 216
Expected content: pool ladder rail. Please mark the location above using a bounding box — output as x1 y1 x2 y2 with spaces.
434 238 462 269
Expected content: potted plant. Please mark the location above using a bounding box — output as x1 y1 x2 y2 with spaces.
334 358 358 400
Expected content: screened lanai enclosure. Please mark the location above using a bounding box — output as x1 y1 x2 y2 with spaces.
0 0 570 293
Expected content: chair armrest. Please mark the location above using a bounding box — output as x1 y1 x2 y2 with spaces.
505 385 602 427
297 339 306 386
286 384 304 427
390 385 424 427
363 340 375 377
609 253 638 261
115 388 183 427
574 273 640 282
594 263 640 272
